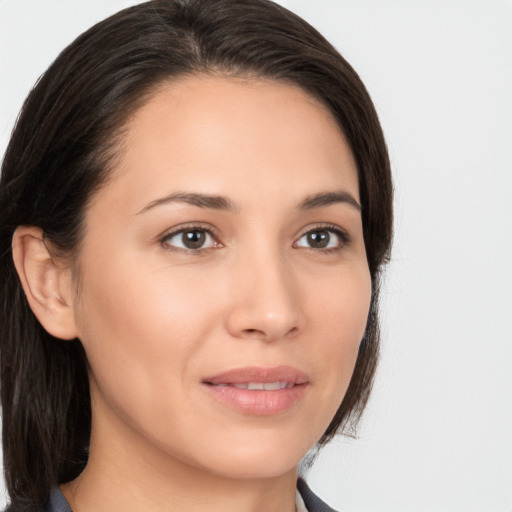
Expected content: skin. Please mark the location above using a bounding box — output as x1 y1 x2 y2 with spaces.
16 76 371 512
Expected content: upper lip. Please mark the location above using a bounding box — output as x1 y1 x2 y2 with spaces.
203 366 309 385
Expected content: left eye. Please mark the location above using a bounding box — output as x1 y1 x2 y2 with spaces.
295 228 346 250
162 229 217 251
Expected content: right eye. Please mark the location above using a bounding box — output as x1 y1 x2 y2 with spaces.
161 227 220 252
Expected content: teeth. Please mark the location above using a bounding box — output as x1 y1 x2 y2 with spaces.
231 381 289 390
247 383 265 390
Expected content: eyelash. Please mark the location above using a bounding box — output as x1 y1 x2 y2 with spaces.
294 223 351 253
159 223 350 254
159 223 221 254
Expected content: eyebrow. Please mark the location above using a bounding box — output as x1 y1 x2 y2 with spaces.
136 189 361 215
299 191 361 211
136 192 238 215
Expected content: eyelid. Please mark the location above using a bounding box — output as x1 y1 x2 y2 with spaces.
294 223 351 250
157 222 350 253
158 223 222 253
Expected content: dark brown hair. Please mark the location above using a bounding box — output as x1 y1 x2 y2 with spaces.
0 0 392 509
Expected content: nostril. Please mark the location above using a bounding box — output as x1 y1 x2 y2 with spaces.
240 325 299 341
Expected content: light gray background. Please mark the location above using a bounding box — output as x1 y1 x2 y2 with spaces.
1 1 511 511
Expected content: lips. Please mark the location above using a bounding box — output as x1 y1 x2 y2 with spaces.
202 366 309 415
204 365 309 386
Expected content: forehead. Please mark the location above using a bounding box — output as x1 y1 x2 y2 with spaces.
96 75 359 213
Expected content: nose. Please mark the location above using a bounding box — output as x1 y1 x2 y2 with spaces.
224 250 304 342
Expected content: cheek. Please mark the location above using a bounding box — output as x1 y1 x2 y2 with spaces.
308 263 372 401
72 250 216 401
311 259 371 339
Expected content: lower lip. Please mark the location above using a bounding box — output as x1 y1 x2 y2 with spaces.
203 384 308 415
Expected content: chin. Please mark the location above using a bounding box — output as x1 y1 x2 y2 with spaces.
207 455 301 481
186 430 315 481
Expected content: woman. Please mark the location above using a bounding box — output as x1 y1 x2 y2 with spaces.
0 0 392 511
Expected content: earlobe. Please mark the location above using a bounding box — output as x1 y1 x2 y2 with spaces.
11 226 79 340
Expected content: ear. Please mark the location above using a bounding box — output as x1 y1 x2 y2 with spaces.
12 226 79 340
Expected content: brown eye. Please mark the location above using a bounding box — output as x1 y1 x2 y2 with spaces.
162 228 216 251
295 227 348 250
306 231 330 248
182 230 206 249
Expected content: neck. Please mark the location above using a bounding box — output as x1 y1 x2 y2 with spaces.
61 405 299 512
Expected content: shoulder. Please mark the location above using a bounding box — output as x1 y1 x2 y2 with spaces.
3 488 72 512
297 478 339 512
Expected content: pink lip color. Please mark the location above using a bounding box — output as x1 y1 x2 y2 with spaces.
202 366 309 416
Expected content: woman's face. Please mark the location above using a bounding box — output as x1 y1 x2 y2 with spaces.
71 76 371 480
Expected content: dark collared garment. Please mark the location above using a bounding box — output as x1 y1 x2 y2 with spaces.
5 478 338 512
298 479 338 512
